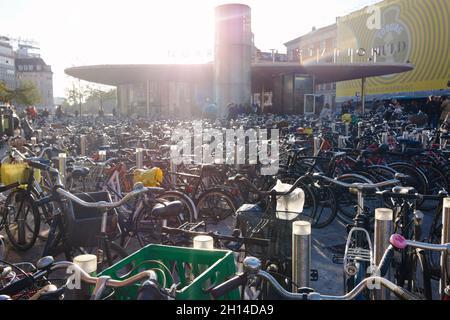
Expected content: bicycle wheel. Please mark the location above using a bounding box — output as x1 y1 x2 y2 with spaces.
157 190 196 222
3 189 40 251
388 162 429 196
135 191 195 247
197 188 237 219
407 250 433 300
335 174 381 223
427 203 442 280
311 185 338 228
135 203 184 247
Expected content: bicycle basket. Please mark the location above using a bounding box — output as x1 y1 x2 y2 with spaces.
0 163 41 185
99 244 239 300
64 191 118 247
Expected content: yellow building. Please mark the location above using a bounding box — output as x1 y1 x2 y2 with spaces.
336 0 450 102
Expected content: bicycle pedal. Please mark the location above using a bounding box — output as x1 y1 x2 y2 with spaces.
310 269 319 281
332 254 344 264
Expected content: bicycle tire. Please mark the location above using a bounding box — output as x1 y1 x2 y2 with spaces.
3 189 40 251
407 250 433 300
196 188 238 223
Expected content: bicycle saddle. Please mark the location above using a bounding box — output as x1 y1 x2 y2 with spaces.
391 186 416 194
67 167 90 178
152 200 183 218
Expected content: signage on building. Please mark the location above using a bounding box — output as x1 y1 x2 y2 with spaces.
335 0 449 99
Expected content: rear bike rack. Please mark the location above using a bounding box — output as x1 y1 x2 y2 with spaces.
343 227 374 276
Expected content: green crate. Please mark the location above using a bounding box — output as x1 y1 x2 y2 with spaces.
98 244 239 300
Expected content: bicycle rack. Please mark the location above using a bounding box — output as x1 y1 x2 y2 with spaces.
343 227 374 277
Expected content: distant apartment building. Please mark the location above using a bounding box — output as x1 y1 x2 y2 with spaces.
285 24 338 108
0 36 16 90
16 57 54 108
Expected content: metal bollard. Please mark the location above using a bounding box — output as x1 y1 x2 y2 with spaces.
345 122 350 136
313 137 321 156
36 129 42 142
338 135 346 149
58 153 67 186
69 254 97 300
381 132 388 145
440 198 450 297
80 135 87 157
98 150 106 161
292 221 311 291
136 148 143 169
374 208 393 300
193 236 214 287
357 122 363 138
331 122 336 133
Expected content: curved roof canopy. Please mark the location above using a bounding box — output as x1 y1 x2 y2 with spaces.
65 62 414 90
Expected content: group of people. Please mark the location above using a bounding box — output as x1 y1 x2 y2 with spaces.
227 102 261 120
374 96 449 129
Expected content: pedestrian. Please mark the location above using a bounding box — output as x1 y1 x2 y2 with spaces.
439 95 450 124
320 103 332 120
426 96 440 129
112 107 117 117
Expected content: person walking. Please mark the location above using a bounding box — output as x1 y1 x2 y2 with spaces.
439 95 450 124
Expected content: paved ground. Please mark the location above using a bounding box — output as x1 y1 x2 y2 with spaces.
1 199 440 297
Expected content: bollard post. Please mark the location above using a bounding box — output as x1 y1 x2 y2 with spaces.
313 137 321 156
136 148 143 169
357 122 363 138
345 122 350 136
193 236 214 287
331 122 336 134
36 129 42 142
58 153 67 186
440 198 450 297
98 150 106 161
381 132 388 145
338 135 346 149
374 208 393 300
292 221 311 292
80 135 87 157
69 254 97 300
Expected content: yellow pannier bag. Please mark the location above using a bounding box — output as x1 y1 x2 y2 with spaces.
133 167 163 187
341 113 352 123
1 163 41 185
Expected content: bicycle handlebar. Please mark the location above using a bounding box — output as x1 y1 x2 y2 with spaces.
256 270 419 300
312 173 399 190
49 262 157 300
161 226 269 247
56 184 164 209
390 234 450 253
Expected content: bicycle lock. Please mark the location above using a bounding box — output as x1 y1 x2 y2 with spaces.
292 221 311 292
374 208 393 300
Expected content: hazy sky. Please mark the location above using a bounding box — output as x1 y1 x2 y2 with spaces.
0 0 380 97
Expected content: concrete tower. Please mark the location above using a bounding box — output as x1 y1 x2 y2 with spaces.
214 3 252 116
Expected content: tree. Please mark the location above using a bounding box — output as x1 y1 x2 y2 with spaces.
0 81 13 103
14 80 42 106
66 82 90 115
0 80 41 106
